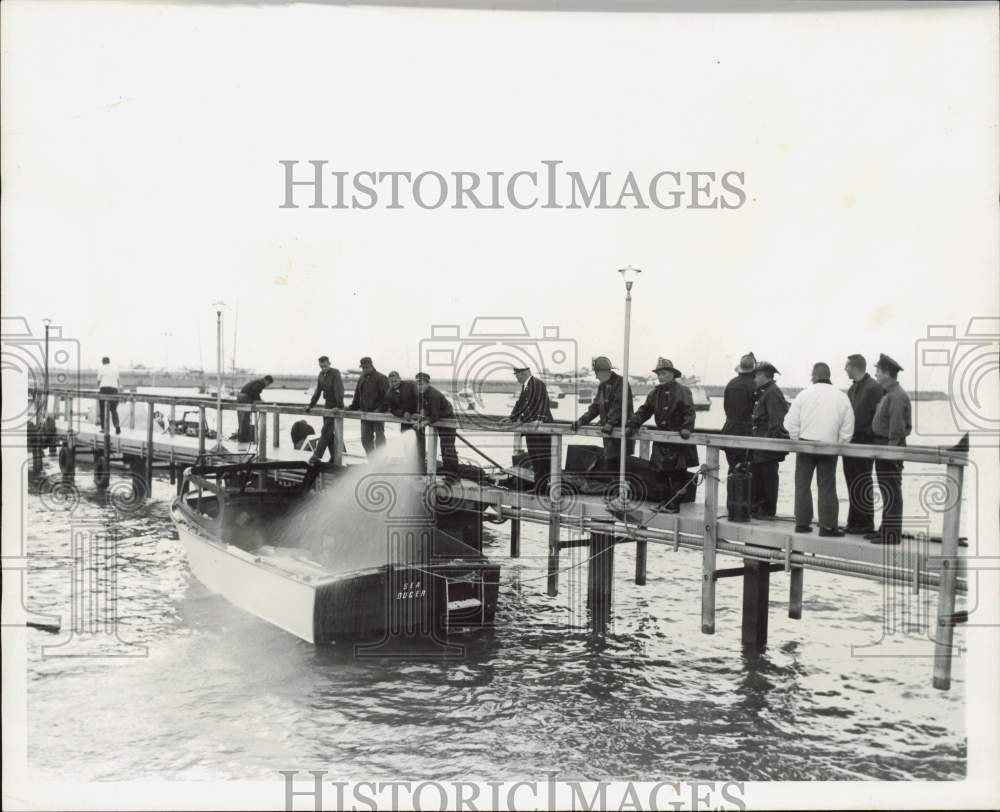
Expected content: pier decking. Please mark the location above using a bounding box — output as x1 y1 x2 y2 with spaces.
29 387 970 690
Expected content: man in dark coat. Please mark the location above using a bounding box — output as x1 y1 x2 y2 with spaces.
866 353 912 545
750 361 789 518
414 373 458 471
722 352 757 468
381 370 423 469
842 353 885 534
348 356 390 457
236 374 273 442
501 365 554 492
305 355 345 464
627 358 698 513
571 356 634 472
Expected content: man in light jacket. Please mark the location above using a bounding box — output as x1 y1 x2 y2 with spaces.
784 362 854 536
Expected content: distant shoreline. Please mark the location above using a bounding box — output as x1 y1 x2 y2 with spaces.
73 369 951 402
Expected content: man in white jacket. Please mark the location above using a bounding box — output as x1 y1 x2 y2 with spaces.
784 362 854 536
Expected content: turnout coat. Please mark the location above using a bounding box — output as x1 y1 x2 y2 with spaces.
578 372 634 428
750 380 789 463
510 376 553 423
630 381 699 470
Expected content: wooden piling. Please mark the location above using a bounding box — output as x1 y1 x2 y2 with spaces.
546 433 562 597
789 567 804 620
933 463 965 690
635 537 647 586
333 415 344 467
272 410 280 449
588 522 615 634
257 412 268 462
701 446 720 633
129 395 136 430
425 425 438 477
197 406 206 455
145 401 154 495
509 516 520 558
741 559 771 652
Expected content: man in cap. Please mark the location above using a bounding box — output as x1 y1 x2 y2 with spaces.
865 354 911 545
842 354 885 535
348 357 390 457
305 355 345 464
627 358 698 512
501 365 554 492
414 372 459 471
236 374 274 443
570 356 635 472
749 361 789 519
783 362 854 535
722 352 758 468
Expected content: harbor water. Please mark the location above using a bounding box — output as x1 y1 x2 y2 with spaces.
24 393 967 781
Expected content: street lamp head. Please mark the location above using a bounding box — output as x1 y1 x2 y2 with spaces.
617 265 642 291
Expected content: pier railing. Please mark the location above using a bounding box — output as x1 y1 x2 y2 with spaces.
30 386 970 690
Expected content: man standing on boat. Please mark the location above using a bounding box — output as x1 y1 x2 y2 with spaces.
865 353 911 546
96 356 121 435
348 357 390 457
627 358 698 513
783 362 854 536
570 356 634 473
305 355 345 464
749 361 789 519
236 374 274 443
414 372 458 471
843 354 884 535
501 365 553 492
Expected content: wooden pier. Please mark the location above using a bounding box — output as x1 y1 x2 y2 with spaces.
30 386 970 690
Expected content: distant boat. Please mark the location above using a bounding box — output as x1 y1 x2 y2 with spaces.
457 388 478 411
681 376 712 412
578 387 594 405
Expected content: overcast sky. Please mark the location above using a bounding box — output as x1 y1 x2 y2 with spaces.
2 1 997 389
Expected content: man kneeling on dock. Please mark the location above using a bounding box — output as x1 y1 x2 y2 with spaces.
627 358 698 513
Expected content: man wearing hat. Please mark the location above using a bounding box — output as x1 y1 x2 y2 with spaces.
722 352 758 469
381 370 423 469
570 356 635 471
627 358 698 512
749 361 789 519
414 372 459 471
866 353 911 545
305 355 345 464
501 365 554 492
843 354 885 535
348 357 390 457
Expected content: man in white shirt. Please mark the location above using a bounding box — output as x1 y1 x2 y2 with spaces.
97 356 121 434
784 362 854 536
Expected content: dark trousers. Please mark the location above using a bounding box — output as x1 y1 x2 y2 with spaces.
794 452 838 528
360 420 386 455
313 416 338 462
601 437 635 470
751 461 780 517
525 434 552 491
237 394 254 442
874 439 904 537
436 426 458 471
97 387 120 432
843 451 876 531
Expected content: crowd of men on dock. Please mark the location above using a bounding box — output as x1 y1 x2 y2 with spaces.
232 348 911 544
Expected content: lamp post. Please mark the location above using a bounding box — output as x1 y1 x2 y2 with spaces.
42 319 51 414
211 302 225 450
617 266 641 502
